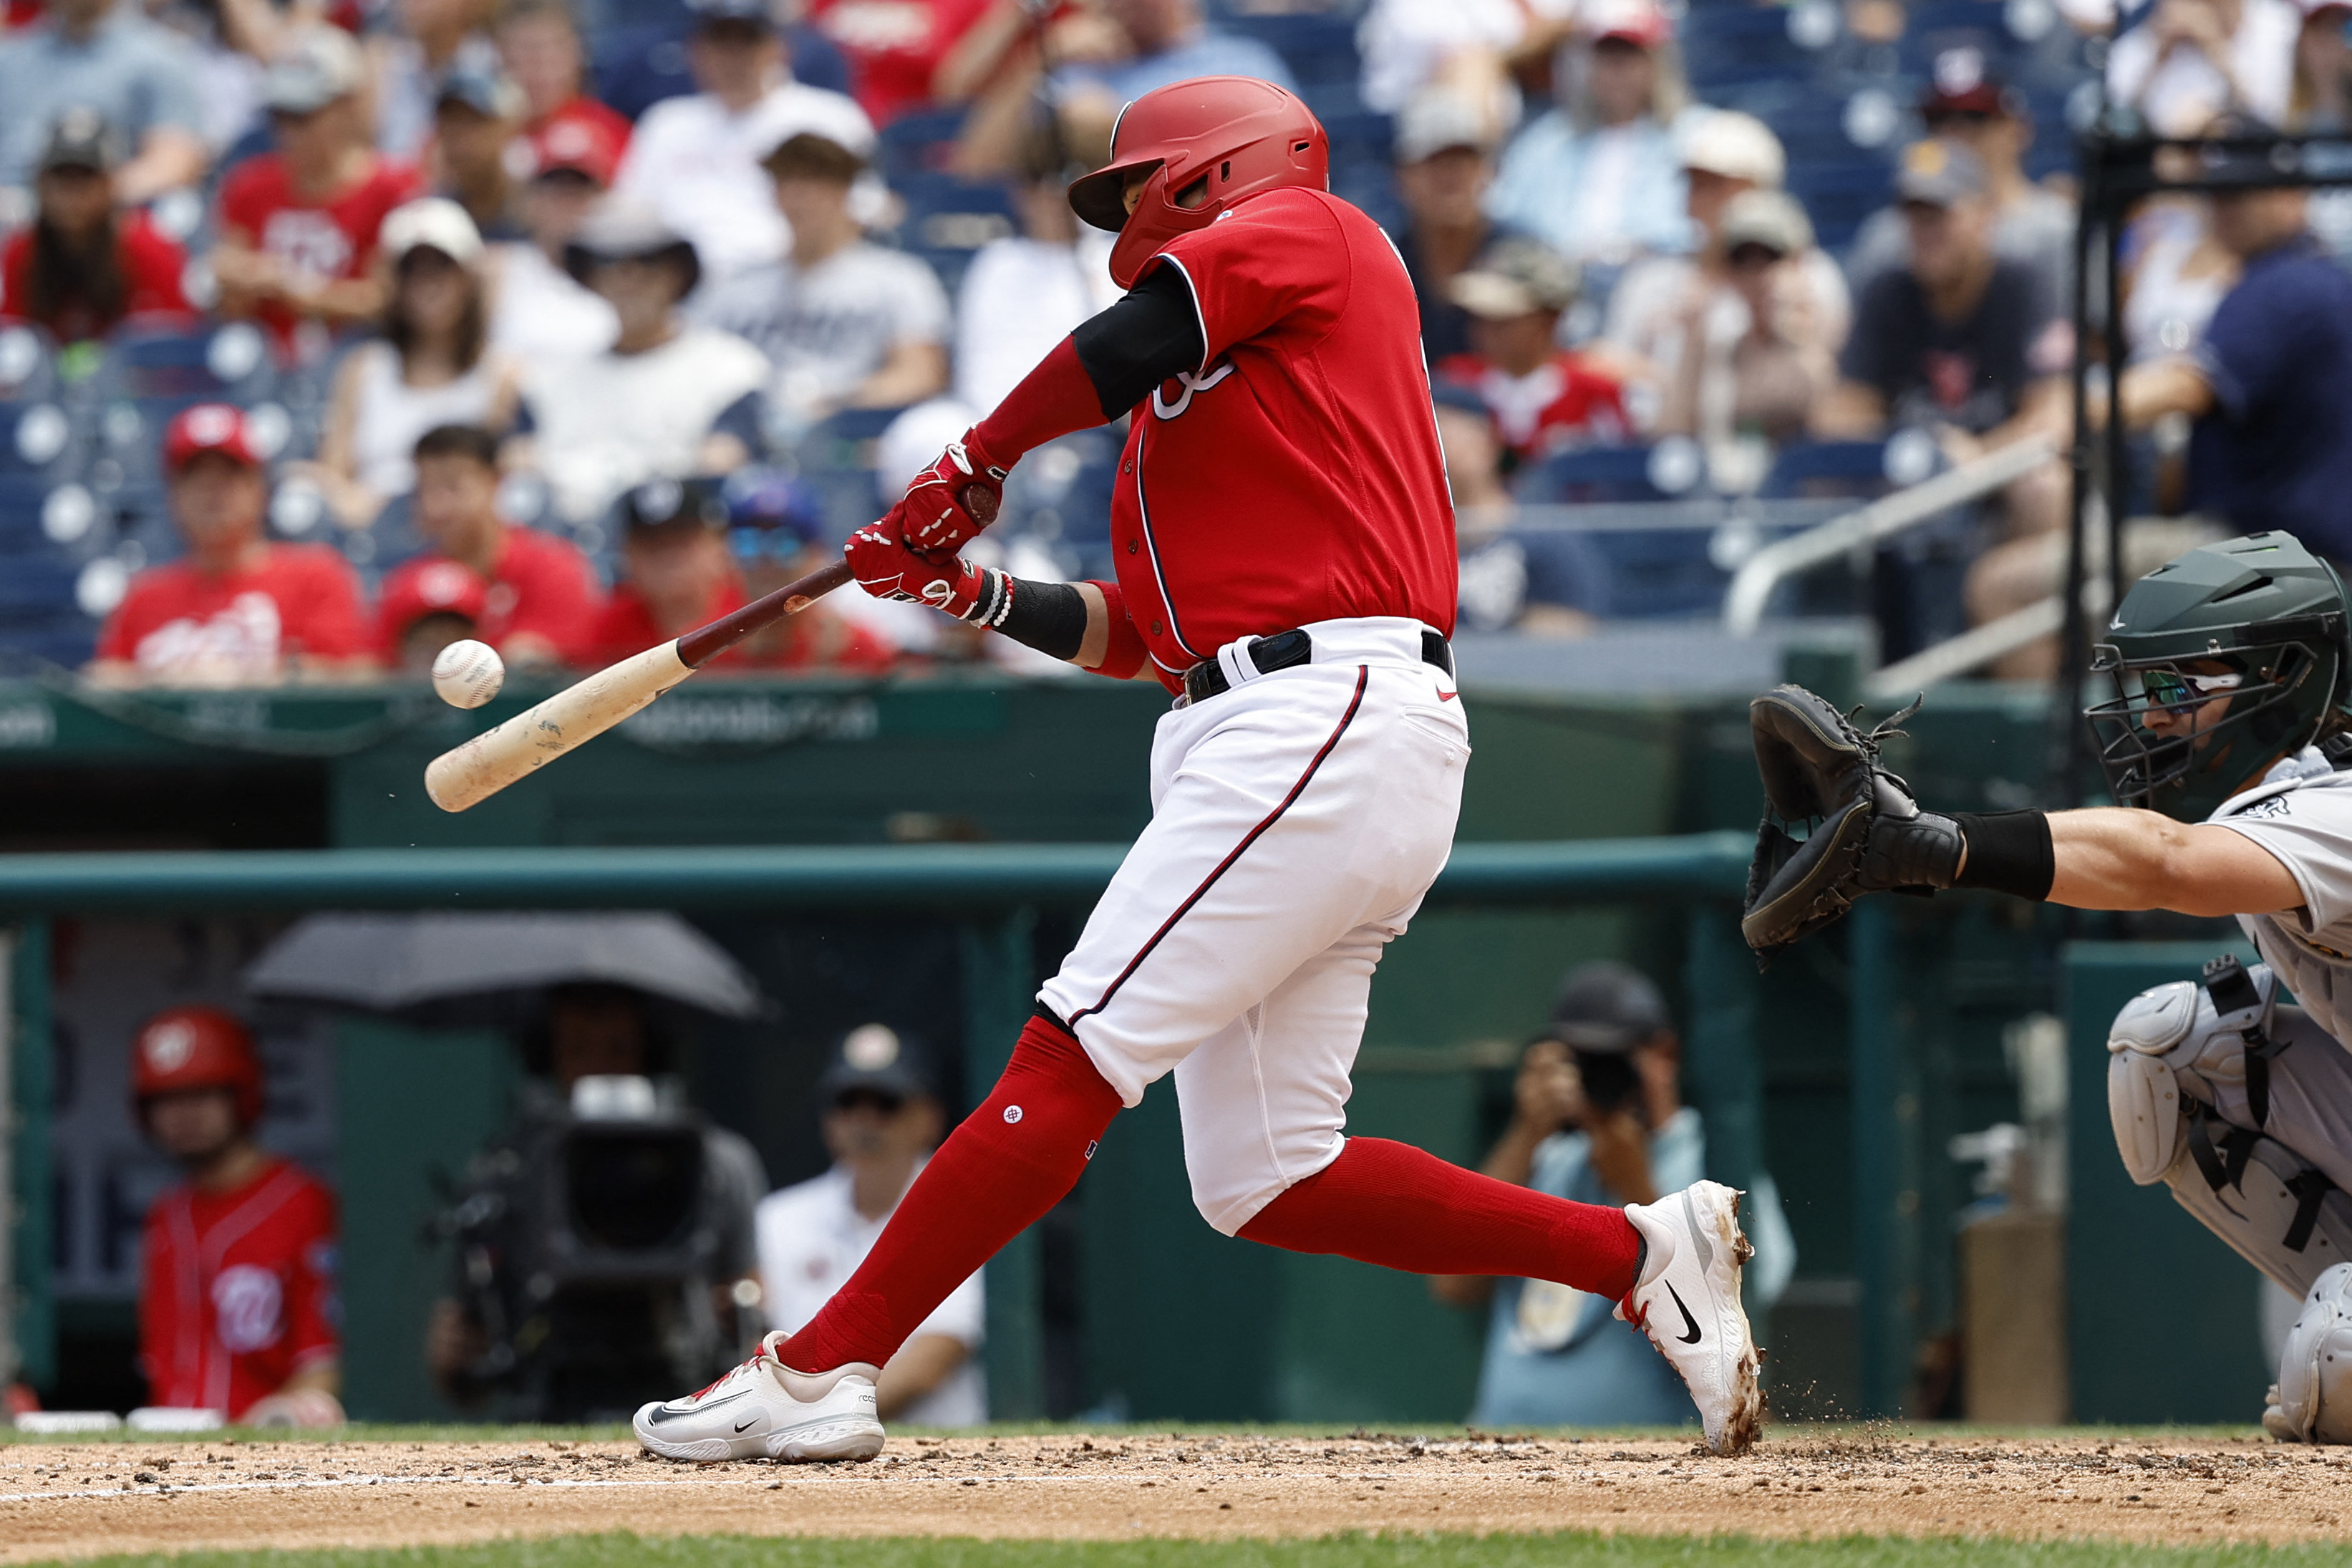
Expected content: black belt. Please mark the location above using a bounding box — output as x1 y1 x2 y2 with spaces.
1182 628 1453 705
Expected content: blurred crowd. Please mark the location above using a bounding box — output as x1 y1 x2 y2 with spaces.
4 0 2351 683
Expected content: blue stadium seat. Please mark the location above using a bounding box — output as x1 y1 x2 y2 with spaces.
794 406 910 541
0 324 62 405
1216 12 1362 87
592 23 694 122
0 400 78 479
891 175 1020 296
1682 4 1837 89
1511 445 1703 505
879 107 969 180
97 321 276 406
1582 528 1731 619
1786 158 1898 251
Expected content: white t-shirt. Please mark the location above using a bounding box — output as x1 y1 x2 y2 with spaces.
2106 0 2297 137
2210 751 2352 1048
755 1163 986 1429
952 233 1121 415
347 342 505 498
490 242 620 367
612 82 876 284
693 240 949 422
521 325 770 524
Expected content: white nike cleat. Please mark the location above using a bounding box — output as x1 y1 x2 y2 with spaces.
1617 1179 1763 1456
633 1332 885 1463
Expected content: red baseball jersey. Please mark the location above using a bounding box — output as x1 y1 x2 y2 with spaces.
1109 188 1457 676
1 210 195 344
217 153 422 349
1435 349 1631 461
98 543 369 677
374 525 604 667
140 1159 339 1420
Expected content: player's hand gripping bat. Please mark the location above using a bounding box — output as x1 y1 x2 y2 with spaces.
422 488 998 813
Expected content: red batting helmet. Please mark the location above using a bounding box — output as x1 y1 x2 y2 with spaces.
131 1007 265 1128
1066 75 1330 289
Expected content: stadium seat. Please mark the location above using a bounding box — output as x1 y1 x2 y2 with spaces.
97 321 276 407
879 107 969 181
0 324 62 405
1216 12 1362 88
891 175 1020 295
1582 527 1730 619
1512 443 1707 505
0 400 78 479
1786 158 1899 251
1681 4 1838 89
794 406 909 541
1761 435 1944 499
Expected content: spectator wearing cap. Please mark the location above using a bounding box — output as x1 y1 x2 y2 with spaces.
2108 0 2298 137
1598 108 1849 437
0 0 208 205
721 468 899 669
1431 962 1793 1431
754 1026 986 1427
1845 48 2076 318
2115 155 2352 561
1484 0 1691 267
950 112 1121 416
1435 238 1632 466
379 556 490 673
291 200 520 531
131 1007 343 1428
371 0 504 161
693 132 949 430
90 405 372 686
0 108 193 344
1652 191 1842 478
1819 139 2071 662
430 62 530 242
509 201 772 525
495 0 633 154
375 422 600 668
610 0 876 286
212 27 425 356
485 113 623 363
1392 90 1524 364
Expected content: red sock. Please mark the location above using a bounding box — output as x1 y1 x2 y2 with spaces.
778 1012 1122 1373
1237 1136 1645 1300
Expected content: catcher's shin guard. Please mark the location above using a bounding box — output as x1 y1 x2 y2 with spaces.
2270 1263 2352 1443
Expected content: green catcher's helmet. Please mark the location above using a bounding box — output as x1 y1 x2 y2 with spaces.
2085 532 2351 821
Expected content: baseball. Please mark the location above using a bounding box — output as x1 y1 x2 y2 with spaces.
431 639 505 709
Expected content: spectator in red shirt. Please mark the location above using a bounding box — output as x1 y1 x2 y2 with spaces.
91 405 373 686
213 27 424 357
805 0 993 125
0 108 193 343
1436 238 1632 467
375 422 601 668
496 0 631 153
132 1007 342 1426
591 473 894 671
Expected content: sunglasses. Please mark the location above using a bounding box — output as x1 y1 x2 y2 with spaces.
2136 667 2245 707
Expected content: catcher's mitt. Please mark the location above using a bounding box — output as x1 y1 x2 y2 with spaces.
1741 685 1965 957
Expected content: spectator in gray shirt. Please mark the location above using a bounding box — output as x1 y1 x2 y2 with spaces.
693 131 949 433
0 0 209 207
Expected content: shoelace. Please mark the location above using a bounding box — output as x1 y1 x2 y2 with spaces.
685 1340 773 1404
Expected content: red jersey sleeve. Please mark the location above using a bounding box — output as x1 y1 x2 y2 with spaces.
216 158 277 243
281 1181 341 1372
1143 189 1351 364
1 231 29 321
118 214 193 319
279 546 371 662
500 530 604 665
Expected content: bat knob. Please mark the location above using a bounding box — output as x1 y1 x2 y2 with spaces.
962 485 1000 526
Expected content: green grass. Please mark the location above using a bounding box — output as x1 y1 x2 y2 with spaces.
34 1534 2352 1568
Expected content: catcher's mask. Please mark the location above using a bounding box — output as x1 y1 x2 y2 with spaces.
2085 532 2350 822
1065 75 1329 289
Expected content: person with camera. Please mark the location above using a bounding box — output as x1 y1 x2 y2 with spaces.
133 1007 343 1427
425 983 767 1419
752 1027 985 1427
1431 962 1794 1430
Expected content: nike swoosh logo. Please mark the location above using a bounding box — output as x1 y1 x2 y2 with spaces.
1666 1282 1703 1345
1438 690 1459 702
735 1417 759 1433
644 1389 746 1425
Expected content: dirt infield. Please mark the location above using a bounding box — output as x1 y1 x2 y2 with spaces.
6 1431 2352 1560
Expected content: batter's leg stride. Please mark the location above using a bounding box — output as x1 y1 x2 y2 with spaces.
631 76 1762 1462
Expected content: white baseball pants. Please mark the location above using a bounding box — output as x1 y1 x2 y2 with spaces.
1037 616 1470 1235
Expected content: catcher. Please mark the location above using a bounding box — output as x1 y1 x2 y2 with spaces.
1746 530 2352 1441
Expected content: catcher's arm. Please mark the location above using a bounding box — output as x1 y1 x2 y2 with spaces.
2045 810 2300 916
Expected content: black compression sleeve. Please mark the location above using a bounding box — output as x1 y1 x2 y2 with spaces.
982 573 1090 662
1070 266 1206 420
1952 810 2056 901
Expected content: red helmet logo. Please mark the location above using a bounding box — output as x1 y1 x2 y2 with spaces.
1067 75 1330 288
132 1006 265 1127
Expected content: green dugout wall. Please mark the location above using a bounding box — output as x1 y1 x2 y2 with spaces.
0 672 2244 1423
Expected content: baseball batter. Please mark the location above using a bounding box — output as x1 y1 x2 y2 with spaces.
632 76 1761 1461
1743 531 2352 1441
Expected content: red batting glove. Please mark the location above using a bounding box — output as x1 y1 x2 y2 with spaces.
891 430 1010 556
846 520 1011 626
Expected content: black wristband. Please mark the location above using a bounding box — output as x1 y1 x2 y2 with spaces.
1951 810 2056 901
985 574 1089 662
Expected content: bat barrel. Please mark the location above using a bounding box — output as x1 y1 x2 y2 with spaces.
425 641 695 812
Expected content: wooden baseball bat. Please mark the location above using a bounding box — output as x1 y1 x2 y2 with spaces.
423 488 994 813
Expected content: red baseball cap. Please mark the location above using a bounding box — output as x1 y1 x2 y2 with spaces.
132 1006 266 1127
527 114 623 188
163 403 263 473
1587 0 1672 49
380 557 489 637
